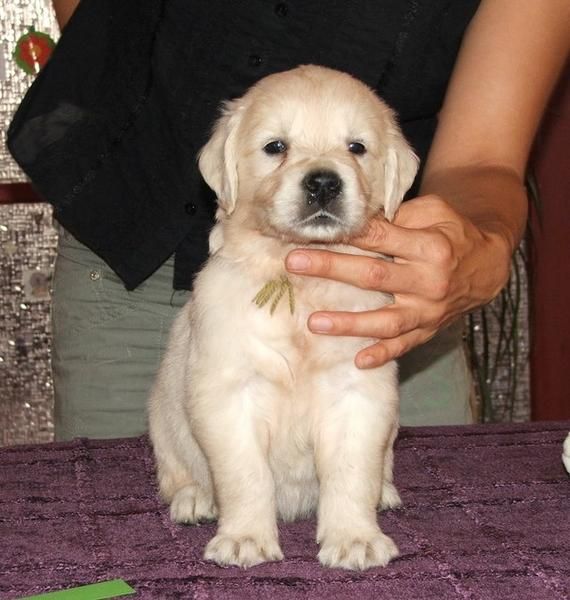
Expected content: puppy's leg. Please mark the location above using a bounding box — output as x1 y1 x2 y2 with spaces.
379 422 402 510
315 371 399 570
152 433 217 524
148 307 217 524
194 379 284 568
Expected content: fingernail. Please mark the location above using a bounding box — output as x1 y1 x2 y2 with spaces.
309 315 334 332
286 252 311 271
357 354 375 369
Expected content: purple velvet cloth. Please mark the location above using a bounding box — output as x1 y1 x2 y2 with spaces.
1 422 568 599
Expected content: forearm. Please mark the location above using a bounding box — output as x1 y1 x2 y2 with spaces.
418 0 569 260
52 0 80 29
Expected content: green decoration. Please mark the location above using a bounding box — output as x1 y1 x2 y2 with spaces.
253 276 295 315
16 578 135 600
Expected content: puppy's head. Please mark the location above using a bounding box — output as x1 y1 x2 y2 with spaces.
199 65 418 243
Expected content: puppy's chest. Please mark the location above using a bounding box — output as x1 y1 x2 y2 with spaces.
292 274 385 317
195 256 390 375
251 274 389 357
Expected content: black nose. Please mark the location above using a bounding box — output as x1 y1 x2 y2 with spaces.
302 170 342 207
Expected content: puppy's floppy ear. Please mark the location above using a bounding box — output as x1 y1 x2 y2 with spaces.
382 125 420 222
198 100 243 215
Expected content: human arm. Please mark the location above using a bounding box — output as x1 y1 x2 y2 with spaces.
52 0 80 29
285 0 570 368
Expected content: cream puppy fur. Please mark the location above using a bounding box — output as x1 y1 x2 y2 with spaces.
148 65 419 570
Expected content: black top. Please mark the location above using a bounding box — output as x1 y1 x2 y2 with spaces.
8 0 480 290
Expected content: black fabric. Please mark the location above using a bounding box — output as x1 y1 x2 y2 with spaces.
7 0 481 290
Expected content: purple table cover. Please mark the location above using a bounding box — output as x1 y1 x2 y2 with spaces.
1 422 568 599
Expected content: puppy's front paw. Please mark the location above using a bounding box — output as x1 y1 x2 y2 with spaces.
379 482 402 510
318 529 399 570
204 532 284 568
170 484 218 524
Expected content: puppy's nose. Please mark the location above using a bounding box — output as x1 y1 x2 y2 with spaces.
302 170 342 207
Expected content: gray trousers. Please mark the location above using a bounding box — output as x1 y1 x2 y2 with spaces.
51 229 473 441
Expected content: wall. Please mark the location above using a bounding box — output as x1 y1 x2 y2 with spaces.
530 68 570 420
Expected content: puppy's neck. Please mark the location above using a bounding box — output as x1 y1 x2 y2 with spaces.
216 218 367 281
220 221 296 280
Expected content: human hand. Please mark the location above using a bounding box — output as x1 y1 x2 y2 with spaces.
285 195 513 368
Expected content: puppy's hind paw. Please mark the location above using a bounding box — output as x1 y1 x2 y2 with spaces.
170 484 218 524
379 482 402 510
318 530 399 570
204 533 284 568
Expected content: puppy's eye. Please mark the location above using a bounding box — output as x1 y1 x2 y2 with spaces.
263 140 288 155
348 141 366 155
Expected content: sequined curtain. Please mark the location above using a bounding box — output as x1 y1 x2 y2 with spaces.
466 245 531 423
0 1 530 446
1 0 59 445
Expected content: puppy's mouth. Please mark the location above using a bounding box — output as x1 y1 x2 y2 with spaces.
298 210 344 227
290 208 353 243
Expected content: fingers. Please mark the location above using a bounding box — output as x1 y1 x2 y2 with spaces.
350 215 436 262
308 305 420 340
307 306 432 369
352 196 468 262
286 250 417 295
307 305 441 368
286 216 457 289
355 331 431 369
286 247 453 300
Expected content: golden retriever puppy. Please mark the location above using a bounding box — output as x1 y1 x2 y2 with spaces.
148 65 418 570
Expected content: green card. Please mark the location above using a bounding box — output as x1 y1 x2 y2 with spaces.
17 579 135 600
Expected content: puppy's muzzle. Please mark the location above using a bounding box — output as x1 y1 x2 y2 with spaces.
302 169 343 208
